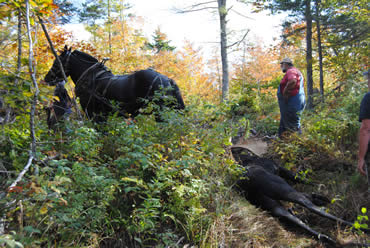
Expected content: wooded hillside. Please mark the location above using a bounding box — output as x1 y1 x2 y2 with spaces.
0 0 369 247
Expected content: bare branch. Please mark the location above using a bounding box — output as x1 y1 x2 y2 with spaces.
38 153 60 167
38 16 83 121
38 17 68 83
230 9 254 20
188 1 216 8
0 63 28 81
8 153 34 190
175 6 218 13
174 0 218 13
227 30 250 48
178 1 216 10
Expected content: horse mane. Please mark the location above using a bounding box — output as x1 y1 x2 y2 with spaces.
72 50 99 63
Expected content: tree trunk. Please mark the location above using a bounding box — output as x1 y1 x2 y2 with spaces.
25 0 38 157
15 8 22 86
315 0 324 101
218 0 229 102
305 0 314 109
120 0 125 49
108 0 112 54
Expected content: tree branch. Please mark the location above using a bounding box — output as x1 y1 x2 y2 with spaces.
230 9 254 20
38 17 68 82
187 1 216 8
227 30 250 48
174 1 218 13
175 6 218 13
8 153 34 190
38 16 83 121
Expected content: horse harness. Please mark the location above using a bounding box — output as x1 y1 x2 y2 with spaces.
73 60 163 115
74 61 125 116
55 51 168 118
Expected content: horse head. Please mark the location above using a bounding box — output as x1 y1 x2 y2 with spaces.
44 45 72 86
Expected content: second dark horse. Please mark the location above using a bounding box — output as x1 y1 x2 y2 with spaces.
44 46 185 123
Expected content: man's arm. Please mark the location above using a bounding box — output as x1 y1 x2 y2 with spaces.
283 79 296 98
358 119 370 176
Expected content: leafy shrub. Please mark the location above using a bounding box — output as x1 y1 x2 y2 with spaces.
1 99 242 247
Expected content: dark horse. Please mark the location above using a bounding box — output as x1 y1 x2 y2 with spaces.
44 46 185 123
231 146 370 247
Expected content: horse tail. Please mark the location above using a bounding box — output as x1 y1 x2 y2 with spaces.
169 79 185 110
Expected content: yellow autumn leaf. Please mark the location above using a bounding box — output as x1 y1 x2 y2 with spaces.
23 91 33 97
40 205 48 215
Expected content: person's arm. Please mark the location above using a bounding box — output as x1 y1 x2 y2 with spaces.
283 79 296 98
358 119 370 176
283 69 299 99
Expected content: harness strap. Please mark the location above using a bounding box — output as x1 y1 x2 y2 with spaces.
144 74 165 99
75 62 101 86
102 77 114 97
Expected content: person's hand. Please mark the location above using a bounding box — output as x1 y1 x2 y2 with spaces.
283 92 289 103
357 158 367 176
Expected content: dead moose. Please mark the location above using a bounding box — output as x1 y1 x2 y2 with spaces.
231 146 369 247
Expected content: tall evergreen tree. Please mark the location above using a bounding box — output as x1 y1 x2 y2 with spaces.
79 0 130 51
146 28 176 53
319 0 369 79
54 0 77 24
79 0 106 41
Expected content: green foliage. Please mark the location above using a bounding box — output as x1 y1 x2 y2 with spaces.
352 207 369 234
270 79 366 174
229 75 281 135
54 0 78 24
146 28 176 53
0 232 23 248
1 99 242 247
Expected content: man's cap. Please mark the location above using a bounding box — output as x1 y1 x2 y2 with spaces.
280 58 293 65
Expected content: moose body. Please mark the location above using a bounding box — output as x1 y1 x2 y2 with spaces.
44 46 185 123
231 146 369 246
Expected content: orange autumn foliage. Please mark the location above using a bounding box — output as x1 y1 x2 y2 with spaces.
89 19 220 103
232 43 281 95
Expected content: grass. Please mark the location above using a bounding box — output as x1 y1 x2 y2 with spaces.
203 195 323 248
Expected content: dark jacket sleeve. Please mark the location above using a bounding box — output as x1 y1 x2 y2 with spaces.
359 92 370 122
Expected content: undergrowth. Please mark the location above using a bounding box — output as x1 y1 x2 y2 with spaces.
0 98 246 247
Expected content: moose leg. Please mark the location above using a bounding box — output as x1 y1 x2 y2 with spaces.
254 193 336 246
248 167 359 229
284 192 359 228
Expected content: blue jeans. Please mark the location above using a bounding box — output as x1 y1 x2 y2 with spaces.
278 93 305 137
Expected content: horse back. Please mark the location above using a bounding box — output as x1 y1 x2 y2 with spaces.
98 75 136 103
